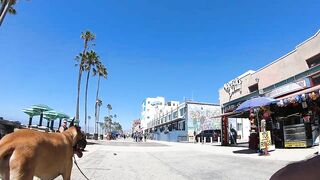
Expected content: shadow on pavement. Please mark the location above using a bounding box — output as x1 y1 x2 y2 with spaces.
233 149 257 154
86 141 101 145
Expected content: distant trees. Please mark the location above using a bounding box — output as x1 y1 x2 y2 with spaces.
75 31 95 127
74 31 109 134
103 114 123 133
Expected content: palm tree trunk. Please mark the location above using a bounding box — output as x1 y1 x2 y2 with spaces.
75 69 82 121
94 75 101 134
0 0 10 26
75 40 88 121
84 68 91 133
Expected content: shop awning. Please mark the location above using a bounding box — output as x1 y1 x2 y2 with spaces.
277 84 320 100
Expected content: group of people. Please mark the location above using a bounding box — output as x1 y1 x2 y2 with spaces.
132 131 147 142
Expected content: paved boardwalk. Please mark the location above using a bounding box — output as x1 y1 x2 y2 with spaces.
55 139 318 180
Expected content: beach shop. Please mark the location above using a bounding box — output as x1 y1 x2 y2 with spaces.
218 30 320 149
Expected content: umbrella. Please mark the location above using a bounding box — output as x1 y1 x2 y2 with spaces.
31 104 53 126
22 108 41 126
235 97 278 112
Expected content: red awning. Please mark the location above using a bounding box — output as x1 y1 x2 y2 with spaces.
277 84 320 100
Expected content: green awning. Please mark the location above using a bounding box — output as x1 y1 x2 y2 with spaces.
57 112 70 119
43 110 59 120
22 108 41 117
31 104 53 113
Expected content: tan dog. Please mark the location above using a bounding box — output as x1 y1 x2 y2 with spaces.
270 154 320 180
0 120 86 180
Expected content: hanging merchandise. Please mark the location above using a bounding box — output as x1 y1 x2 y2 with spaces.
283 99 289 106
277 100 284 107
295 95 302 103
302 101 308 109
301 93 307 101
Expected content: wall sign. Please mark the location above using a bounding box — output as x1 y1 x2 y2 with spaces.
224 78 242 98
265 78 310 98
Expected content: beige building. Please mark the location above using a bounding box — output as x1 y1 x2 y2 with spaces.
218 30 320 148
219 30 320 113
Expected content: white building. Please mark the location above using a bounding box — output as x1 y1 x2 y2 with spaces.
140 97 179 131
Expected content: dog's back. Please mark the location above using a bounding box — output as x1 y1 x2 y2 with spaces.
0 129 74 180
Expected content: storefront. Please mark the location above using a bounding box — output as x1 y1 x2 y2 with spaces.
218 30 320 149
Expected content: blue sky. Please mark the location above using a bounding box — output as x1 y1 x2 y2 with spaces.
0 0 319 130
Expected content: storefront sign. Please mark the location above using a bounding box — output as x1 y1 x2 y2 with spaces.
265 79 310 98
224 78 242 98
259 131 271 149
285 141 307 148
223 101 244 113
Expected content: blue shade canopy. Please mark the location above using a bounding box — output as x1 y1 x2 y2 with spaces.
235 97 278 112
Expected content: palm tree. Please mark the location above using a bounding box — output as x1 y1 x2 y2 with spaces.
95 98 102 134
0 0 17 26
107 104 112 116
104 115 112 133
75 31 95 123
83 50 99 133
94 63 107 135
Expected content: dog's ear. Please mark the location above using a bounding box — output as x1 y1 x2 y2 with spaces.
69 117 75 127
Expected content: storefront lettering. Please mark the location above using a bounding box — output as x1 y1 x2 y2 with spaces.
224 78 242 98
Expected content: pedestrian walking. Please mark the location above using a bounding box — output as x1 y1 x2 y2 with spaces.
144 133 147 142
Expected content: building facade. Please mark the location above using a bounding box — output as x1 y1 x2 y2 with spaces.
140 97 179 131
146 101 221 142
219 30 320 148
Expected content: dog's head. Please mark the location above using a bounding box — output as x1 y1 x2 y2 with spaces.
68 118 87 158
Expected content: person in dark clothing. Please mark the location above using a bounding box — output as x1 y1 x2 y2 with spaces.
230 127 237 145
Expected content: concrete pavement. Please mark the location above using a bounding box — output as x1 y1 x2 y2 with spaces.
55 139 318 180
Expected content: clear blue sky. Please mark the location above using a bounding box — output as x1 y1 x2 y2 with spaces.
0 0 319 130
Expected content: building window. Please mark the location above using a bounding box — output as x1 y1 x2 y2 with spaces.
180 108 184 116
182 121 185 131
148 101 150 104
173 103 175 106
173 111 178 119
312 74 320 86
306 54 320 68
147 116 150 119
248 83 258 93
167 102 171 106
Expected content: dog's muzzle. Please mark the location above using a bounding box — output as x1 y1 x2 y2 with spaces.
74 138 87 158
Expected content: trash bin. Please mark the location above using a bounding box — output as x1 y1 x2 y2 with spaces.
94 133 98 140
